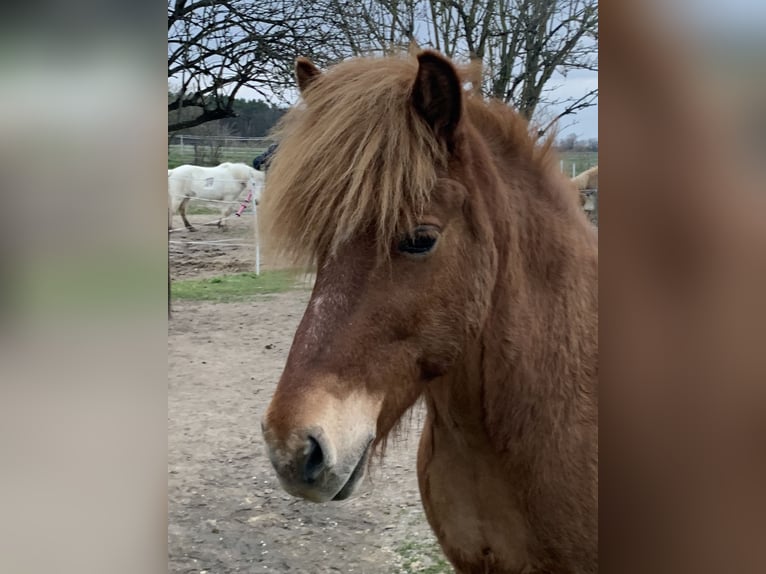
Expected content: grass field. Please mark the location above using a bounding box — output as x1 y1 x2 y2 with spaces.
168 144 271 169
169 145 597 176
170 270 300 302
558 150 598 177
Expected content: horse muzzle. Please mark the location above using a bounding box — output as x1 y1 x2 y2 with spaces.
262 424 373 502
260 387 380 502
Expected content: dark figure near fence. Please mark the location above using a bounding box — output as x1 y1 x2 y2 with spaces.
253 143 278 171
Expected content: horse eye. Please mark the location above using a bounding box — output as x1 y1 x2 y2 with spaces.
397 226 439 255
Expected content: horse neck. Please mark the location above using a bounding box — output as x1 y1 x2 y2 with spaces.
427 149 598 458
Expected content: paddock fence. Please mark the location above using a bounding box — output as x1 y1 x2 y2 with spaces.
168 135 277 169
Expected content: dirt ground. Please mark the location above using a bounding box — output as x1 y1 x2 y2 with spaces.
168 209 287 280
169 212 451 573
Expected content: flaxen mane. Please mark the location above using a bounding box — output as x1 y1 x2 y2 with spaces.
262 54 560 264
263 56 447 264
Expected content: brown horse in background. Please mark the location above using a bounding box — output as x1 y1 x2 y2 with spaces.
261 51 598 574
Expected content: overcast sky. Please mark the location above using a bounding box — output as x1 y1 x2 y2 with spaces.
545 68 598 140
237 65 599 141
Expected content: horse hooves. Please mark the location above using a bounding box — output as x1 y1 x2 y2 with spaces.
187 226 197 232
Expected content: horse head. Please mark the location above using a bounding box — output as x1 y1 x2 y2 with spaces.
248 167 265 206
260 52 499 502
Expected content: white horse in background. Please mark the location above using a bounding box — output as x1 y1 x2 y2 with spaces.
168 162 264 231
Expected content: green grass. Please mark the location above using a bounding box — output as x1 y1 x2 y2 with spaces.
393 539 453 574
168 145 270 169
170 270 299 302
184 204 220 215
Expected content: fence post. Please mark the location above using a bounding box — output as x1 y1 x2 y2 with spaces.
253 195 260 276
572 163 576 177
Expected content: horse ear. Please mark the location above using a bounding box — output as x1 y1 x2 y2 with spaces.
411 51 462 147
295 57 321 94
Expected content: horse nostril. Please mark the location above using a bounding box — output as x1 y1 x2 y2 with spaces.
303 436 326 484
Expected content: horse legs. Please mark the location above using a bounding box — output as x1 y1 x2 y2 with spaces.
179 197 196 232
218 205 235 229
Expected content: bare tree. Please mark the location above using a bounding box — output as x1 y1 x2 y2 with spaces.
169 0 596 135
488 0 597 133
168 0 349 132
326 0 597 135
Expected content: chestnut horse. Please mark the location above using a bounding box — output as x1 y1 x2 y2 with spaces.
261 51 598 574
